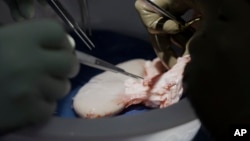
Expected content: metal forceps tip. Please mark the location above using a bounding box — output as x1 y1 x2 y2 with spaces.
47 0 95 50
75 51 144 80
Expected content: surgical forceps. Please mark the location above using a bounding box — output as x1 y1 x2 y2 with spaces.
47 0 143 79
145 0 200 27
145 0 200 48
47 0 95 50
75 51 143 79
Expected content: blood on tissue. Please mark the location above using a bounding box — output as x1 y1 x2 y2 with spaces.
115 79 150 108
143 74 162 88
164 83 177 91
85 111 114 119
160 100 170 108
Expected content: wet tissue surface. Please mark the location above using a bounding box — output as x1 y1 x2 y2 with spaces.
54 30 156 118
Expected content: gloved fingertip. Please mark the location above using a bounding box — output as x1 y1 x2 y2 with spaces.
163 20 181 34
66 35 80 78
66 34 76 49
68 62 80 78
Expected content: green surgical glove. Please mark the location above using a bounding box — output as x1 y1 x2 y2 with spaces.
3 0 47 21
0 20 79 133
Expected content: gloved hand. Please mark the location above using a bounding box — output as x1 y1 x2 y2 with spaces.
3 0 47 21
135 0 200 68
0 20 79 133
137 0 250 140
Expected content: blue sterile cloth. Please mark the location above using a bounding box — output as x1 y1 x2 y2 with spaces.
54 30 156 118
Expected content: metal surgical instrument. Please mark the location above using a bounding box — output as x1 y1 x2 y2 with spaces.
145 0 200 26
145 0 199 50
75 51 144 79
48 0 143 79
47 0 95 50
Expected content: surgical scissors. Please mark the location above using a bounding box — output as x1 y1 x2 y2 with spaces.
48 0 143 79
47 0 95 50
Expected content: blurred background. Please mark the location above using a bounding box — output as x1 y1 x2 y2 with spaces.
0 0 149 41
